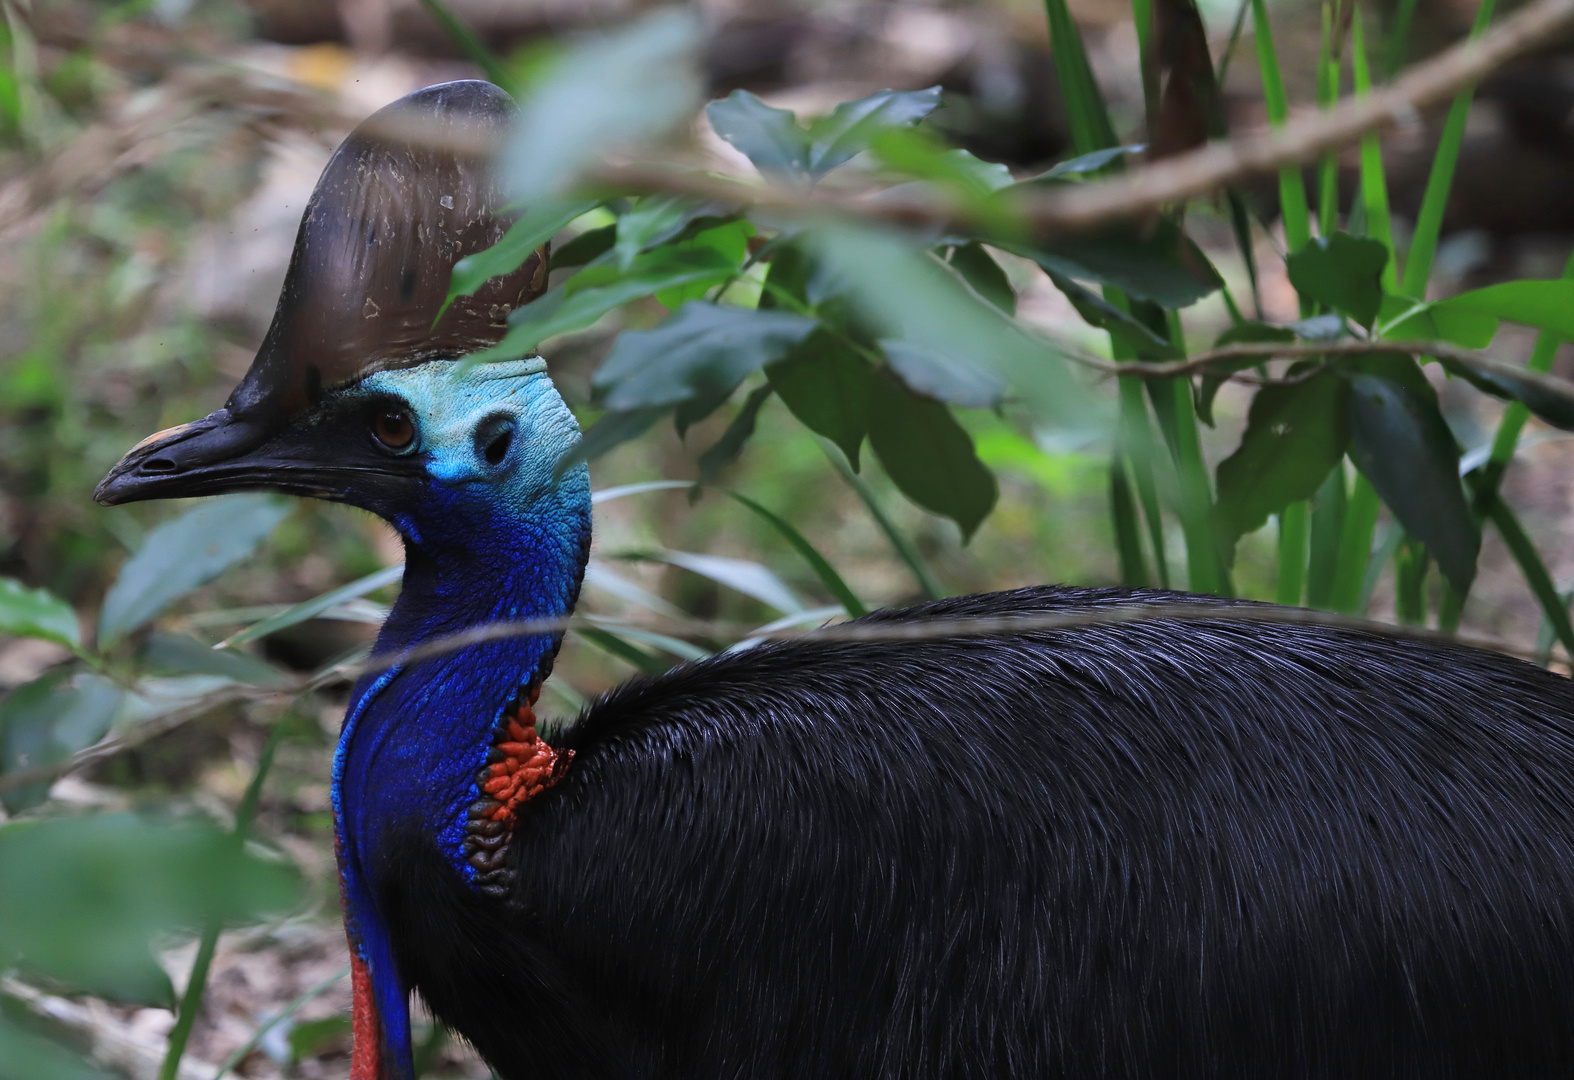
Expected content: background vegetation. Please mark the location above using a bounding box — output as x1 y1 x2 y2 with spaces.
4 0 1574 1075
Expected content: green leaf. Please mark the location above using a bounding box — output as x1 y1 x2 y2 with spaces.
0 1013 119 1080
594 302 817 411
1019 145 1144 183
620 548 805 613
549 224 616 271
695 385 773 485
97 495 289 648
444 198 598 316
719 490 869 617
882 340 1007 409
1430 352 1574 432
1215 369 1350 550
766 331 873 469
473 246 738 363
575 627 671 673
1342 354 1480 594
1197 321 1296 426
1045 271 1179 360
288 1016 353 1065
141 633 288 687
654 220 754 309
706 90 810 182
613 195 729 270
1285 232 1389 328
0 815 299 1004
805 87 943 177
562 407 667 472
0 578 79 650
947 243 1015 315
810 225 1093 428
219 564 403 649
0 673 122 813
867 371 998 541
503 10 704 203
1041 0 1119 155
1385 280 1574 347
1014 218 1223 309
870 129 1016 215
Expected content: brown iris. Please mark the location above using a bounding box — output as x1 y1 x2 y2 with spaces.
372 409 414 449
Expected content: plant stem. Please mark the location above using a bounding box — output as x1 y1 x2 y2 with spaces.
1330 472 1381 614
1307 466 1347 609
1110 451 1150 586
1276 502 1308 606
158 719 288 1080
1252 0 1311 253
1352 12 1398 290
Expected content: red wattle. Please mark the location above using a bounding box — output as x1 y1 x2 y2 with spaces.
349 948 384 1080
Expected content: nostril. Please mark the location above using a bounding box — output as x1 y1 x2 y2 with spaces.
483 428 513 466
143 457 178 474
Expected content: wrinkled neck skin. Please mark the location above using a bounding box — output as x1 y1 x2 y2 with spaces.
330 360 591 1078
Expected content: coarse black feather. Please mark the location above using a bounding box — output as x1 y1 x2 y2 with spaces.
379 585 1574 1078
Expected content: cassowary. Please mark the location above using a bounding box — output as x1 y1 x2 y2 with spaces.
96 81 1574 1079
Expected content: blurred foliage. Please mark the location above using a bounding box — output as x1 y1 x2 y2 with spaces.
2 0 1573 1075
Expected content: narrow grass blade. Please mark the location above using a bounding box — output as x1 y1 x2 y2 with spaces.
1384 0 1422 78
1352 12 1397 289
591 480 691 504
1110 451 1150 586
219 565 403 648
1399 0 1497 298
581 616 710 661
583 560 689 621
576 626 670 673
1307 465 1347 609
721 491 868 616
416 0 510 86
1476 482 1574 658
1316 2 1340 236
1043 0 1119 154
822 440 944 600
1276 501 1308 605
1151 375 1227 595
1251 0 1311 252
1120 377 1169 588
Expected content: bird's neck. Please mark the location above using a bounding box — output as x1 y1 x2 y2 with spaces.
331 475 591 1075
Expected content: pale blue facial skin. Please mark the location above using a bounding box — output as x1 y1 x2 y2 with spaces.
330 358 593 1080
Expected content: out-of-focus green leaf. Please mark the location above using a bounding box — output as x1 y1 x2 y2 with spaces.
707 90 810 182
811 225 1093 428
947 243 1015 315
0 578 79 650
1045 271 1178 360
98 495 289 648
1019 145 1144 183
561 407 667 474
141 633 287 687
695 385 774 485
1285 232 1388 328
719 490 869 617
1342 354 1479 593
575 627 670 673
620 549 805 613
0 1013 118 1080
882 340 1008 409
613 195 730 270
805 86 942 177
444 198 598 315
594 302 817 411
1042 0 1119 155
1384 280 1574 347
1013 218 1222 309
473 247 737 363
503 10 703 203
549 224 616 270
867 371 998 541
1215 369 1350 550
584 559 688 621
219 564 403 649
1431 352 1574 432
287 1016 352 1065
654 219 754 309
1197 321 1296 425
0 815 299 1005
0 673 122 814
766 331 873 469
870 129 1015 218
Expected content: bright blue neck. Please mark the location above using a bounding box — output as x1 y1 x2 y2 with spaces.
327 361 592 1077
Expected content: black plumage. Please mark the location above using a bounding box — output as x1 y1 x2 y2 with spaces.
384 585 1574 1078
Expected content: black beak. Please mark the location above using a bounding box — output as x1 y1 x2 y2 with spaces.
94 404 423 508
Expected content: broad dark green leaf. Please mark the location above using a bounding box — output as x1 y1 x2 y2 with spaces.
1432 351 1574 431
1197 321 1296 425
0 815 299 1004
0 1014 118 1080
758 241 812 310
882 340 1007 408
805 87 943 177
473 247 737 363
549 224 616 271
0 672 122 813
0 577 79 650
594 302 817 411
871 129 1015 208
1046 271 1178 360
766 331 873 469
561 407 667 473
706 90 810 182
141 632 288 687
1285 232 1388 328
947 242 1015 314
98 494 289 648
444 198 598 314
1015 218 1223 309
811 225 1092 427
695 385 774 485
613 195 729 270
1342 354 1480 593
503 10 703 202
867 371 998 541
1215 369 1350 550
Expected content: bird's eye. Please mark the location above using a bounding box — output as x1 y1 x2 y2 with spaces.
372 409 414 450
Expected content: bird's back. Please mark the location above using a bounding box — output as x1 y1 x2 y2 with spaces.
380 586 1574 1078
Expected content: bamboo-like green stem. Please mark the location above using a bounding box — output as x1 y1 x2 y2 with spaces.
1307 467 1347 609
1252 0 1311 253
1276 502 1309 606
1330 472 1381 614
1394 536 1430 624
158 719 288 1080
1316 2 1340 236
1352 12 1397 290
1119 378 1170 588
1110 451 1150 586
